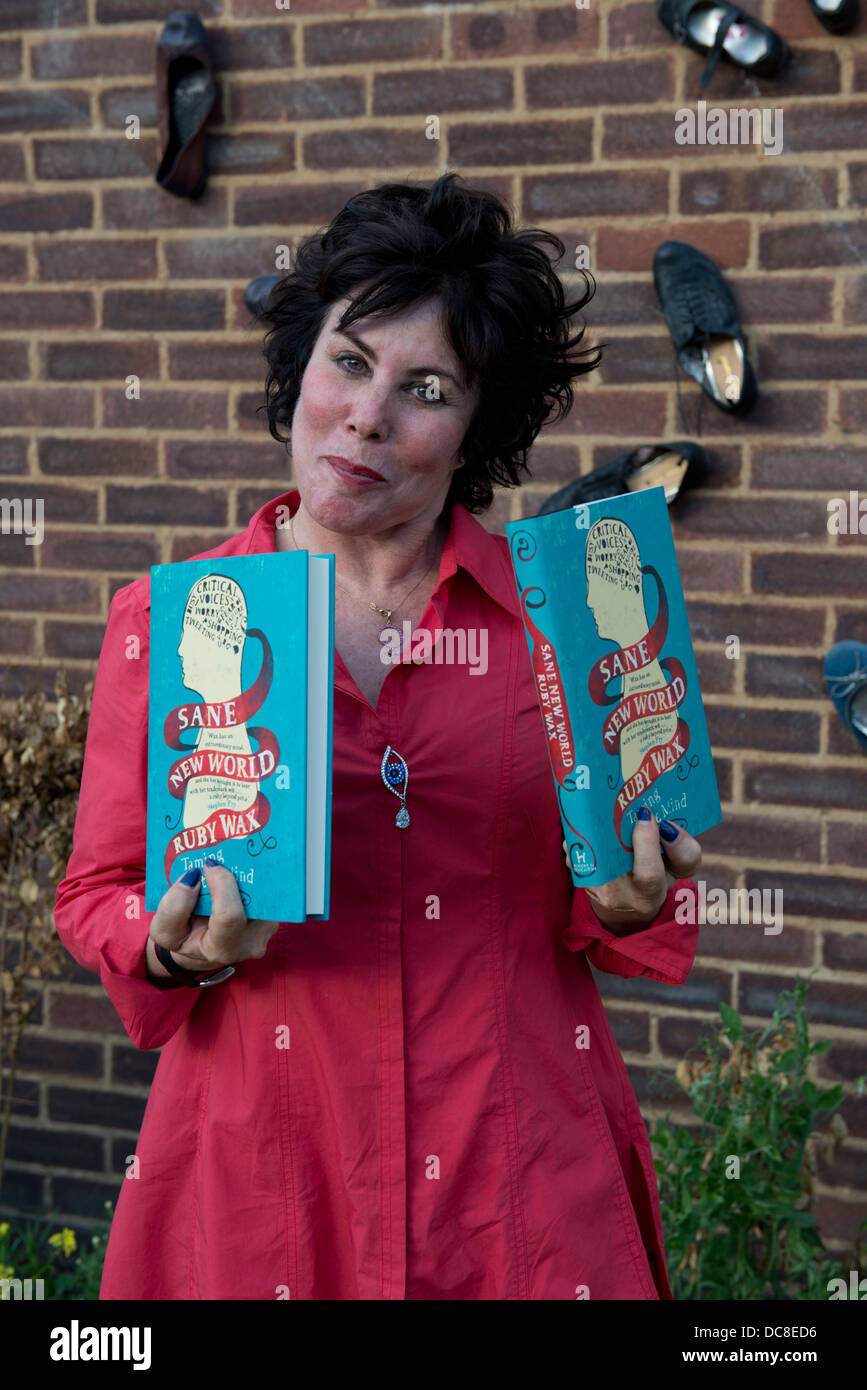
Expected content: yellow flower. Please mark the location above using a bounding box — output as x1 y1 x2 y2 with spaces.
0 1222 9 1238
0 1263 14 1281
48 1227 77 1258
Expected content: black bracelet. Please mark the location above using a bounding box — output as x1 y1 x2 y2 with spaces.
153 942 235 989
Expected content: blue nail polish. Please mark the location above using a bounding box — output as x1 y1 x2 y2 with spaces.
659 820 679 842
179 867 202 887
205 856 219 866
637 806 651 821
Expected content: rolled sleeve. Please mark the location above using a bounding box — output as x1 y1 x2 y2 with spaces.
53 583 200 1050
563 878 699 985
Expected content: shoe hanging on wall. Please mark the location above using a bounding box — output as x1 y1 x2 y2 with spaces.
653 240 757 416
824 642 867 753
535 441 708 514
155 10 217 198
806 0 860 33
244 273 282 322
656 1 789 87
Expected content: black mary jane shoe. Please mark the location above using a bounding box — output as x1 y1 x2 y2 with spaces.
807 0 860 34
656 0 789 88
155 10 217 199
535 441 708 516
653 240 757 416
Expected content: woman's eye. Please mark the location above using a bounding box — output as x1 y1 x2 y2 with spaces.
333 355 446 404
412 382 447 405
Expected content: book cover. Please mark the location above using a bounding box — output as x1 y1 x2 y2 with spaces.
146 550 334 923
505 486 722 887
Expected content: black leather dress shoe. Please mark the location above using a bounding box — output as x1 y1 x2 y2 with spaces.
807 0 860 33
656 0 789 87
535 441 708 515
653 240 757 415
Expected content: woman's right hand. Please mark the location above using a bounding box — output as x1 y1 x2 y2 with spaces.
147 860 281 980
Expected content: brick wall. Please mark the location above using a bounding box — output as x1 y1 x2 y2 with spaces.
1 0 865 1261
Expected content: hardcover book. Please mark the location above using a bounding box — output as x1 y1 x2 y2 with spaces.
146 550 334 922
505 486 722 887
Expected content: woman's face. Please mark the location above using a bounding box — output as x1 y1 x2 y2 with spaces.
289 295 479 536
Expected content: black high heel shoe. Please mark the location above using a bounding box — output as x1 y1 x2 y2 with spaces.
656 1 789 88
807 0 860 33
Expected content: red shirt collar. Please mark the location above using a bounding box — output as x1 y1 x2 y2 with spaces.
243 488 521 621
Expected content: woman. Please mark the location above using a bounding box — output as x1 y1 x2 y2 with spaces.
54 172 701 1300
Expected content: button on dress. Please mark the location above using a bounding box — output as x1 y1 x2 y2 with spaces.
54 487 698 1300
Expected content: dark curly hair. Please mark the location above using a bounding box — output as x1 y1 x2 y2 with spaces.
259 171 602 514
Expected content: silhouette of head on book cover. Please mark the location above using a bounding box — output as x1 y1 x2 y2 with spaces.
585 518 678 787
178 575 249 699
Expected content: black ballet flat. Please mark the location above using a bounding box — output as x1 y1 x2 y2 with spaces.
535 441 708 515
656 0 789 88
807 0 860 34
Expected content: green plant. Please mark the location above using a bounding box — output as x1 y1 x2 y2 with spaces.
649 976 867 1300
0 667 91 1198
0 1200 113 1300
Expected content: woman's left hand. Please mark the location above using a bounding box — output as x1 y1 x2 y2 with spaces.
562 808 702 935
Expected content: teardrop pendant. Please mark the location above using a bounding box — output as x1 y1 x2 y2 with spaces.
381 745 410 830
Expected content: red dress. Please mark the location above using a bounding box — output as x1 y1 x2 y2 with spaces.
54 487 698 1300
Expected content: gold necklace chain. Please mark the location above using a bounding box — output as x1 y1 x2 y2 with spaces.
289 511 437 630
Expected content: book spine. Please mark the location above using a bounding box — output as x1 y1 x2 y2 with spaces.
508 525 604 883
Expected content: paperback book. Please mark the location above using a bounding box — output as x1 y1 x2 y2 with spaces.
505 486 721 888
146 549 334 922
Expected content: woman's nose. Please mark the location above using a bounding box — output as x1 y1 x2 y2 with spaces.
345 383 392 438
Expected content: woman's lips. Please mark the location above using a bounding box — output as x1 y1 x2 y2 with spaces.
326 456 385 486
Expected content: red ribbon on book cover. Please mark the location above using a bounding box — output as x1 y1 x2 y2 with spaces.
588 567 690 850
160 628 280 886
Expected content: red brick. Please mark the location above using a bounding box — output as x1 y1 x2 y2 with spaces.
103 289 225 332
37 238 157 282
608 3 676 51
685 601 825 648
744 764 867 814
450 119 592 169
0 88 88 133
706 705 820 755
823 932 867 973
232 78 362 125
168 441 288 482
451 6 598 61
305 127 438 171
751 444 867 490
106 485 228 528
552 388 667 437
699 813 821 864
840 388 867 433
33 138 158 181
744 653 825 700
760 219 867 269
679 166 837 216
596 219 750 272
827 821 867 870
31 33 151 80
524 170 669 220
753 551 867 598
304 18 441 67
526 57 674 108
671 494 825 540
373 68 513 116
0 194 92 235
758 333 867 382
